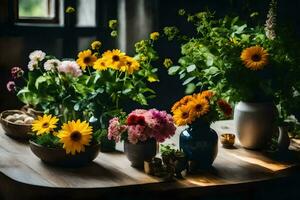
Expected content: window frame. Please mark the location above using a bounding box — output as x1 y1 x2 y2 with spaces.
14 0 60 24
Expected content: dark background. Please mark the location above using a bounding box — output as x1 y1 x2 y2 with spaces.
0 0 300 112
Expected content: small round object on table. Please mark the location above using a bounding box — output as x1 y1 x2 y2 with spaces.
220 133 235 148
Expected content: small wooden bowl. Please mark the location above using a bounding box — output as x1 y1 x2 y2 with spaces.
220 133 235 148
0 110 32 140
29 141 101 167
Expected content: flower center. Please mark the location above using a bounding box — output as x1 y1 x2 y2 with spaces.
126 61 132 66
84 56 91 64
195 104 203 112
70 131 82 142
42 122 49 128
181 112 189 119
112 55 120 62
251 54 261 62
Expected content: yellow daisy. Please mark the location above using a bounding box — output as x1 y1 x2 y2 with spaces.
187 97 210 118
76 50 97 70
240 46 269 70
173 105 195 126
91 41 102 50
119 56 140 74
102 49 126 70
57 120 93 155
32 114 59 135
93 57 109 71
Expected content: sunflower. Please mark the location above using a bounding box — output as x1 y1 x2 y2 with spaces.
240 46 269 70
199 90 214 100
119 56 140 74
173 105 195 126
93 57 109 71
187 97 210 118
217 99 232 117
76 50 97 70
102 49 126 70
171 95 193 113
57 120 93 155
32 114 59 135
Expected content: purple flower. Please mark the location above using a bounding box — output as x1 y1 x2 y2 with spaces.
6 81 16 92
11 67 24 79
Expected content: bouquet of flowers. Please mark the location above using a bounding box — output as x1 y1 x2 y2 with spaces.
31 114 96 155
108 109 176 144
171 90 232 126
165 6 300 122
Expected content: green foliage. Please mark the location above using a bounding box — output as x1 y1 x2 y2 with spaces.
166 10 300 123
32 133 61 148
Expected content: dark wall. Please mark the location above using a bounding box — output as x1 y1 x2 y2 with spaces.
1 0 300 112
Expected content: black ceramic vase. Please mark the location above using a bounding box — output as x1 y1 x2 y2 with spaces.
124 139 157 168
179 120 218 171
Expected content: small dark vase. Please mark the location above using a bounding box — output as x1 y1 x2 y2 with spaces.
124 139 157 168
180 120 218 171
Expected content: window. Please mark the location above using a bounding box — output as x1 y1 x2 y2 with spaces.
15 0 59 23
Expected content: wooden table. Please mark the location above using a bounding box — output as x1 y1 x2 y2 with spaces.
1 120 300 200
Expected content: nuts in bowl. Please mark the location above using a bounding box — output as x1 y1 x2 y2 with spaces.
0 110 35 140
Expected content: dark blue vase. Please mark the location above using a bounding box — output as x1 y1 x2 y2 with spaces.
179 120 218 170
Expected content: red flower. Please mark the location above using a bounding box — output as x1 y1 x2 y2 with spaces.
217 99 232 117
126 114 146 125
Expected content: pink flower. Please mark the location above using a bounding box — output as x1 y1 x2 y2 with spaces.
6 81 16 92
108 117 127 143
11 67 24 79
127 125 147 144
58 61 82 77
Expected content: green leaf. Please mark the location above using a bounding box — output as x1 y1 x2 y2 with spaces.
168 66 180 75
182 77 196 85
132 93 148 105
187 64 196 72
185 83 196 94
35 76 48 90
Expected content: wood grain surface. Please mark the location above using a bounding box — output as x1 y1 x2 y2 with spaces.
1 120 300 200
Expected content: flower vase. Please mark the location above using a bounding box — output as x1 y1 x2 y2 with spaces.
234 101 277 149
179 120 218 171
124 139 157 168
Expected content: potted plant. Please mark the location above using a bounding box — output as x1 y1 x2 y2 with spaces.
166 3 300 149
6 31 161 149
29 114 101 167
108 109 176 168
171 90 232 170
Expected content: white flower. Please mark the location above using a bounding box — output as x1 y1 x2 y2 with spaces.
44 59 61 71
28 60 39 71
29 50 46 62
58 61 82 77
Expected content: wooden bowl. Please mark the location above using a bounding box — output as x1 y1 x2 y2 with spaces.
220 133 236 148
29 141 101 167
0 110 32 140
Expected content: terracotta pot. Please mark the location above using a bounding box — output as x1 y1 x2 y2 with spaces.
29 141 100 167
124 139 157 168
0 110 32 140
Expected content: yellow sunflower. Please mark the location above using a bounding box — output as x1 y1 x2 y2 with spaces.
102 49 126 70
57 120 93 155
119 56 140 74
32 114 59 135
187 97 210 118
198 90 214 100
173 105 195 126
91 41 102 50
76 50 97 70
240 46 269 70
93 57 109 71
171 95 193 113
